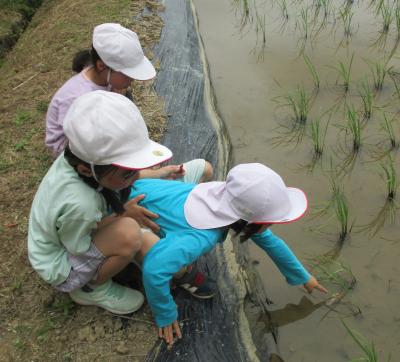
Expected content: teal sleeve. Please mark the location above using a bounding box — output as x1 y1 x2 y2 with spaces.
142 230 219 327
251 229 310 285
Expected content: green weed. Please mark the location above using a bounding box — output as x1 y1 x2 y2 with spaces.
36 100 49 113
12 110 32 127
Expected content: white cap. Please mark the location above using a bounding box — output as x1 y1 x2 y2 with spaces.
184 163 308 229
63 90 172 169
93 23 156 81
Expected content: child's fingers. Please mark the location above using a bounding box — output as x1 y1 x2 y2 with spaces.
316 284 328 293
158 328 163 339
128 194 145 204
173 321 182 339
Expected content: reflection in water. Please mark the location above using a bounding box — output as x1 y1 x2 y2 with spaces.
269 296 325 328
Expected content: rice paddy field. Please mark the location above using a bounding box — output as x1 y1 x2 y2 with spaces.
193 0 400 360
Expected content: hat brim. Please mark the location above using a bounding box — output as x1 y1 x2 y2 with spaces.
251 187 308 224
120 56 156 81
184 184 308 230
112 140 172 170
184 182 241 229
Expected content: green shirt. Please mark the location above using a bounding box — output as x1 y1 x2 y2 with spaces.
28 154 106 286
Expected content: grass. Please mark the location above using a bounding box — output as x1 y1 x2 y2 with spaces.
0 0 166 361
12 109 32 127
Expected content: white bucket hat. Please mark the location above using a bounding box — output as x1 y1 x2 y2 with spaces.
184 163 308 229
93 23 156 81
63 90 172 169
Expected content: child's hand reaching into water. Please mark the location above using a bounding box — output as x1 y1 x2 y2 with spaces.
303 275 328 294
158 320 182 349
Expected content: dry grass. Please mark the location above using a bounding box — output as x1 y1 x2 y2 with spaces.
0 0 166 360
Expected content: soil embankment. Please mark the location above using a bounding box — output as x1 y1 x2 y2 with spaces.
0 1 166 360
0 0 43 60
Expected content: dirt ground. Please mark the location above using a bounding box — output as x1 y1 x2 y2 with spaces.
0 0 168 360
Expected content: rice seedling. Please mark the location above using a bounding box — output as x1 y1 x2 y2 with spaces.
310 116 327 156
395 6 400 38
380 2 394 33
333 53 354 93
334 188 350 242
346 104 362 152
339 5 354 37
310 255 356 291
342 321 392 362
278 0 289 21
358 80 374 120
303 54 320 92
389 69 400 99
254 9 267 56
298 6 310 41
232 0 252 29
380 113 398 149
380 155 398 200
367 58 391 92
282 85 313 124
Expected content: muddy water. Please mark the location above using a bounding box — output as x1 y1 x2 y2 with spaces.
193 0 400 360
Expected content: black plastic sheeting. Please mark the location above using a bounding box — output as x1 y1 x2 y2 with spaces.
152 0 224 174
143 0 253 361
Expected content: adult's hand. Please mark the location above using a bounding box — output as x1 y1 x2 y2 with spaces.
158 320 182 349
123 194 160 233
303 275 328 294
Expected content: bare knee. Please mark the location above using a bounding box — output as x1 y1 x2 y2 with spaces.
200 161 213 182
93 217 142 257
120 217 143 255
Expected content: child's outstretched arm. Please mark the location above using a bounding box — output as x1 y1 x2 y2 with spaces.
251 229 327 294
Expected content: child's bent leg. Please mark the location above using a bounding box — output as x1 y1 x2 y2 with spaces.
135 230 190 278
134 229 160 264
92 217 142 285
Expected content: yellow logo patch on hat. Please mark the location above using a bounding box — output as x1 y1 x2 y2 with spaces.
153 150 164 156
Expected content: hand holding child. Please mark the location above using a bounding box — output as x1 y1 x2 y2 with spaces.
124 194 160 233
